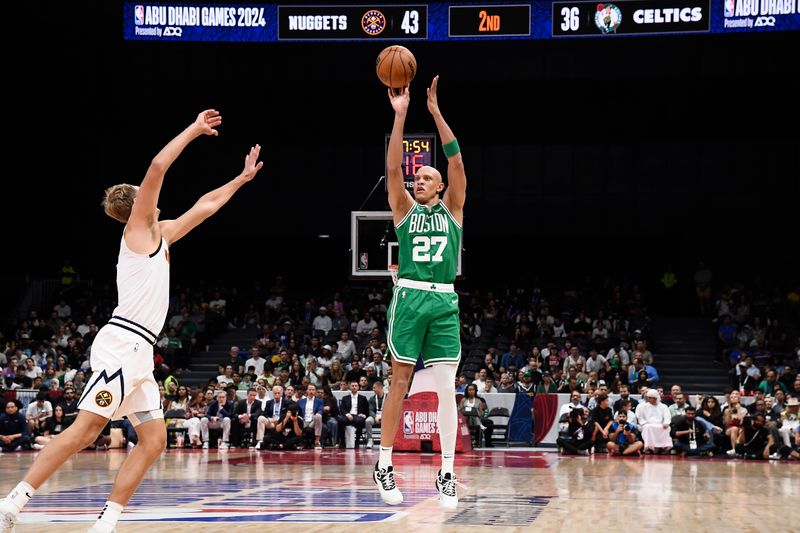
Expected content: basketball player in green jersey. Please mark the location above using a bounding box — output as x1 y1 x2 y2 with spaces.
373 76 465 509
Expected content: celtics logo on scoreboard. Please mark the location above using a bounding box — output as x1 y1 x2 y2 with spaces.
595 3 622 33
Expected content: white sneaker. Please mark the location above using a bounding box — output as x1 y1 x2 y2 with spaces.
1 510 17 533
32 443 45 450
255 441 262 450
373 461 403 505
127 441 136 450
219 442 229 450
726 449 737 457
769 452 781 460
202 442 209 449
435 470 459 510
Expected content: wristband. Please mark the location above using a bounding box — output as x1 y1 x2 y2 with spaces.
442 138 460 158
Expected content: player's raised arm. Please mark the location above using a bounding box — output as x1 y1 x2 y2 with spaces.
386 86 414 223
427 76 465 222
160 144 264 245
129 109 222 230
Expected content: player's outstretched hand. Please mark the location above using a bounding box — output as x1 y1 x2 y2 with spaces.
194 109 222 136
426 75 440 115
241 144 264 181
388 85 410 115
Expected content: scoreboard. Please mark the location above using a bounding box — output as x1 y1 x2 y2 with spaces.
125 1 800 41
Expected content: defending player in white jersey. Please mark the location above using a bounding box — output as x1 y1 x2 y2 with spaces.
0 109 263 533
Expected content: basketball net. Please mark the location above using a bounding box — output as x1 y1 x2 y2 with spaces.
389 264 399 285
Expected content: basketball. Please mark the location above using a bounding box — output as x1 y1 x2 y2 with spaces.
376 45 416 89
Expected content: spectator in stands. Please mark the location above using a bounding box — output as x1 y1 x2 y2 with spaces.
613 384 638 412
231 388 262 448
36 404 73 449
25 393 53 435
57 386 78 419
257 365 276 388
472 368 489 389
560 391 584 418
615 399 638 426
590 393 614 451
628 357 659 386
459 384 494 448
297 384 323 448
305 358 324 389
606 410 643 456
724 390 748 456
669 393 689 418
345 359 366 384
325 359 346 388
557 407 594 455
185 389 212 447
336 331 356 362
287 361 305 388
516 370 535 397
500 343 525 374
255 385 289 450
1 400 30 452
201 390 232 450
535 372 558 393
562 346 585 375
497 373 516 394
735 413 774 459
365 381 387 449
759 369 787 395
317 345 335 370
265 403 303 450
482 377 498 394
779 397 800 447
337 380 369 449
318 386 339 447
312 306 332 337
355 312 377 339
636 389 672 454
367 352 390 381
672 406 714 457
585 347 608 375
244 346 266 377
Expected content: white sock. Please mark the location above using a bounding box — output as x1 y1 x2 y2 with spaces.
92 501 123 532
378 446 393 469
441 452 455 475
0 481 35 515
432 364 458 475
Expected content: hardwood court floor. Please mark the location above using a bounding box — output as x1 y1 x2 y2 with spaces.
2 448 799 532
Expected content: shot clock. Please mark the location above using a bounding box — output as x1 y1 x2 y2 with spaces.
385 133 437 190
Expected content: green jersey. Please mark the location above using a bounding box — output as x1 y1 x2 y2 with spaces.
394 201 462 284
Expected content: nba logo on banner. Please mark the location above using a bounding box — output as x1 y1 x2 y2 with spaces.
403 411 413 434
358 252 368 270
724 0 735 17
134 5 145 25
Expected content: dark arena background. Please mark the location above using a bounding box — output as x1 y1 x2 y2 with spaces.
1 1 799 532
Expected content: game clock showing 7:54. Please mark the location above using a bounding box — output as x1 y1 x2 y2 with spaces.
385 133 437 190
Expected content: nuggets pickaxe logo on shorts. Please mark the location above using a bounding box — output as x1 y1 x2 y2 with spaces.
95 390 113 407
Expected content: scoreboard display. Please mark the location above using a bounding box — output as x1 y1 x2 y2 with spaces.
125 1 800 41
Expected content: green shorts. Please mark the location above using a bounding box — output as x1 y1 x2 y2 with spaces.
386 282 461 367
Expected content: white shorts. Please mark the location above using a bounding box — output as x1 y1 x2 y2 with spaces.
77 324 162 424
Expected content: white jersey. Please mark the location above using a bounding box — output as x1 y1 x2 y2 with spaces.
107 233 170 344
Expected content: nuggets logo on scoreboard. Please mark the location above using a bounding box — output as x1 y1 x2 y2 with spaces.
595 3 623 33
362 10 387 35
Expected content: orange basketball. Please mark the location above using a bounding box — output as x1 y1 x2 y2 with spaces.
376 45 417 89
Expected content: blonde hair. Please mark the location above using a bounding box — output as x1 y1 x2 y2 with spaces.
102 184 138 223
